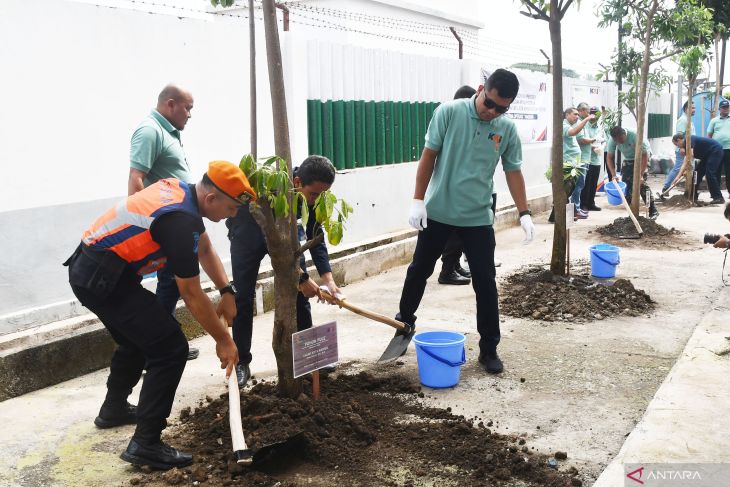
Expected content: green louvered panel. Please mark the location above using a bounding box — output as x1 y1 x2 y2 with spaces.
307 99 441 168
648 113 672 139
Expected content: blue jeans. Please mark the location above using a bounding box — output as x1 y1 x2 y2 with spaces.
663 149 684 192
571 164 587 208
155 266 180 316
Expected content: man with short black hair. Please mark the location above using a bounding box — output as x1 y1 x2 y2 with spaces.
65 161 253 469
398 68 535 375
227 155 342 386
128 84 200 360
671 133 725 204
580 106 604 211
608 127 659 219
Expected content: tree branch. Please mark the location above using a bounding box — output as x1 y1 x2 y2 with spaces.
520 1 550 21
559 0 575 18
295 233 324 257
649 49 680 65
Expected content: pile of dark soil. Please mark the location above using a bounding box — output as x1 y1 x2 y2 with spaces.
133 372 581 487
500 265 655 322
660 195 694 208
594 216 696 250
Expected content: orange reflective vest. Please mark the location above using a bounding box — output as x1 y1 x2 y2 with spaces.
82 179 200 276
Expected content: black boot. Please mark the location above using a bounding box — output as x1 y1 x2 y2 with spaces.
121 438 193 470
455 264 471 278
478 351 504 374
438 270 471 285
95 401 137 429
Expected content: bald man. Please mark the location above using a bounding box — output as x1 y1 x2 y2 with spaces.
128 84 199 360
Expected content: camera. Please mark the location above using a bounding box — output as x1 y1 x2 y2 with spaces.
704 233 722 244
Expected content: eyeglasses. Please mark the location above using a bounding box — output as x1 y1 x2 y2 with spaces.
483 92 510 114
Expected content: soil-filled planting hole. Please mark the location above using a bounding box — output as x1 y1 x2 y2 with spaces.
133 371 583 487
500 264 655 322
591 216 698 250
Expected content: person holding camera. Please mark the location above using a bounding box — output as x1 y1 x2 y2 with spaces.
709 203 730 249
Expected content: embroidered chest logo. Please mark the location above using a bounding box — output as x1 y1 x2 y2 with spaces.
488 133 502 152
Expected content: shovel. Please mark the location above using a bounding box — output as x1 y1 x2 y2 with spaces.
223 317 306 466
610 178 643 239
319 288 415 363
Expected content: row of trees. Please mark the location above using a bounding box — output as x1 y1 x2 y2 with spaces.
520 0 728 275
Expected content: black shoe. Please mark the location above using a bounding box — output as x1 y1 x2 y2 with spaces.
438 271 471 285
585 205 602 211
94 402 137 429
548 208 555 223
120 439 193 470
187 348 199 361
455 264 471 278
710 198 725 205
478 352 504 374
235 363 251 387
649 207 659 220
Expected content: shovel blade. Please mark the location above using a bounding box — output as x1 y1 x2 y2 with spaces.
252 432 306 466
377 329 415 363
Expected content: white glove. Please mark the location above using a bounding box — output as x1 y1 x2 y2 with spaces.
409 199 428 231
520 214 536 244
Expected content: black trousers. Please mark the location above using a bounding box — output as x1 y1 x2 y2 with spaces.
69 269 188 445
440 193 497 275
721 149 730 193
696 149 724 199
400 219 500 354
229 225 312 366
580 164 601 209
622 160 656 210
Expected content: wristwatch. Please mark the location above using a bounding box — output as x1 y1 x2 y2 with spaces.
219 283 237 296
519 209 532 217
299 271 310 284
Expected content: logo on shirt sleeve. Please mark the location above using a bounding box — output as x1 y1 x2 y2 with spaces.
192 232 200 254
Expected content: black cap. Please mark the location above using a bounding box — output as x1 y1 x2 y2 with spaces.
720 100 729 108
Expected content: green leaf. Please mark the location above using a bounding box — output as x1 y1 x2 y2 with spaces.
324 191 336 220
273 193 289 218
340 199 354 218
314 194 328 223
328 221 343 246
239 154 256 178
263 156 279 167
292 188 299 219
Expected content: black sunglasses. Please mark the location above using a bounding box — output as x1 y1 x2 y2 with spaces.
483 92 510 114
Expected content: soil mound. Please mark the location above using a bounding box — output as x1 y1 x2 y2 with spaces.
500 265 655 322
593 216 697 250
135 371 581 486
596 216 677 238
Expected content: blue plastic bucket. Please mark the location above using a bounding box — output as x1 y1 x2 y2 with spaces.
413 331 466 388
590 244 621 278
605 181 627 206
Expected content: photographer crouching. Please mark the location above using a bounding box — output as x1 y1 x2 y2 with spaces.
708 203 730 249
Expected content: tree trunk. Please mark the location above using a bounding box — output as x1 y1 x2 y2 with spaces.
685 84 695 200
261 0 302 398
548 1 567 276
630 0 658 216
714 32 721 118
249 0 257 159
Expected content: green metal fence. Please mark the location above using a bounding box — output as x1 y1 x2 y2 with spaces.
307 99 440 170
647 113 672 139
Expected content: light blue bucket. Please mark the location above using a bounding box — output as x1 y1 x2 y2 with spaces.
413 331 466 388
590 243 621 278
605 181 627 206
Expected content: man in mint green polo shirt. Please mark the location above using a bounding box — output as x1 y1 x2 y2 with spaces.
127 84 199 360
607 126 659 219
399 69 535 375
708 99 730 197
580 106 604 211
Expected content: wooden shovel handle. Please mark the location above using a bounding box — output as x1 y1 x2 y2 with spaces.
320 289 406 331
613 178 644 235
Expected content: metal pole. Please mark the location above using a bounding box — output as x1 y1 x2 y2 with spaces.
540 49 551 74
449 27 463 60
275 2 289 31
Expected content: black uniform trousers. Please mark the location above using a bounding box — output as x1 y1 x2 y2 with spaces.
400 219 500 354
580 164 601 209
69 269 188 445
440 193 497 275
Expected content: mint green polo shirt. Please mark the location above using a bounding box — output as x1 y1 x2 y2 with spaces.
675 114 694 136
130 110 191 186
577 118 594 164
606 129 650 161
707 116 730 149
424 96 522 227
563 119 581 163
582 122 602 165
